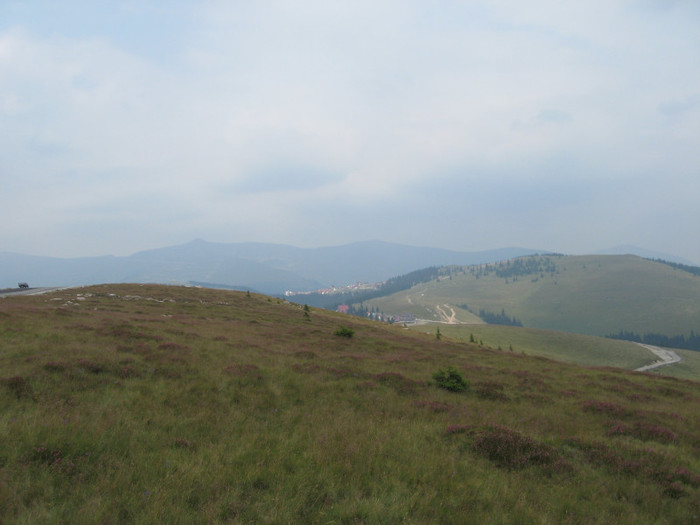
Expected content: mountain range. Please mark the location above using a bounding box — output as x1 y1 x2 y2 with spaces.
1 240 539 294
0 240 691 295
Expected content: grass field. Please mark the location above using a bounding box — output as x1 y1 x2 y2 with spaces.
410 323 700 381
1 284 699 523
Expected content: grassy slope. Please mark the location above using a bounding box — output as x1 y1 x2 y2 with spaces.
365 255 700 337
0 284 698 523
411 324 652 369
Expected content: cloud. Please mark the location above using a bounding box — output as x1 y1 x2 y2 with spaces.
0 2 699 262
658 95 700 117
535 109 573 124
229 163 344 194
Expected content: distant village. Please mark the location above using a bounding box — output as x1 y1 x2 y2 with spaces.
284 281 383 298
284 282 417 324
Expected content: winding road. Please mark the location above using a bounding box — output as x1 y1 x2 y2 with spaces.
634 344 682 372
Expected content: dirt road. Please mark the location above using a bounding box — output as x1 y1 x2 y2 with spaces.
435 304 458 324
634 344 682 372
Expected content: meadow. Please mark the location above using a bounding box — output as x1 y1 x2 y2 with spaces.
364 255 700 338
410 324 700 381
0 285 698 523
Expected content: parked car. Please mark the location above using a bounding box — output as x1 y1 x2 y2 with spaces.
18 282 29 289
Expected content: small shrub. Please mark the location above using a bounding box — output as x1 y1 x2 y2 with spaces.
334 326 354 338
432 367 470 393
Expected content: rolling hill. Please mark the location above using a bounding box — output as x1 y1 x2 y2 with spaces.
0 284 698 522
360 254 700 342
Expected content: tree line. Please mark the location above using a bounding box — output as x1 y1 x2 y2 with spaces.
650 258 700 277
468 255 561 281
607 330 700 351
457 304 523 327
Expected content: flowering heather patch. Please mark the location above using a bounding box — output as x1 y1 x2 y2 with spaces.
510 370 549 391
158 342 189 351
1 375 33 399
559 390 578 397
565 438 699 496
445 424 471 435
118 365 140 379
604 420 678 444
373 372 424 394
471 425 567 472
627 392 656 403
582 400 630 418
291 363 322 374
68 323 96 332
224 363 261 377
654 385 688 398
27 446 77 476
519 393 549 404
326 366 362 378
474 381 509 401
43 361 69 372
605 384 626 394
77 359 107 374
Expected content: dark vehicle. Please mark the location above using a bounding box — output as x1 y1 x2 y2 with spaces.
18 282 29 289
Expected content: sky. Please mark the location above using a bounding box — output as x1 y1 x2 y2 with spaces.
1 1 699 263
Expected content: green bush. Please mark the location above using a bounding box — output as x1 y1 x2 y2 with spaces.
432 366 469 393
334 326 355 338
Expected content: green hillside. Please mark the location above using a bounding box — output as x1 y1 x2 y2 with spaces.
362 255 700 339
409 323 700 380
1 285 699 523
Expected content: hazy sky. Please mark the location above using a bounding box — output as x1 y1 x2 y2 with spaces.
2 1 699 262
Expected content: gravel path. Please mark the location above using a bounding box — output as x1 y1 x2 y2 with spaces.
634 344 682 372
